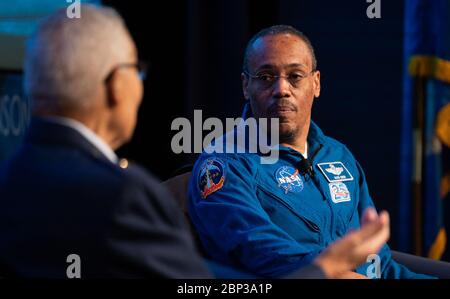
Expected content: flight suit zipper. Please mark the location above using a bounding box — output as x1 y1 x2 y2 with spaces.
304 173 333 244
305 144 335 244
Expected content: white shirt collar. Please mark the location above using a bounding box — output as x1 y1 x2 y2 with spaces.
43 116 119 164
303 142 308 159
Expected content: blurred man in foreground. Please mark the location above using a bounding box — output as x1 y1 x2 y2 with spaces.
0 5 210 278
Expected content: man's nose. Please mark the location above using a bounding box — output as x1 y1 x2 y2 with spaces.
272 76 291 98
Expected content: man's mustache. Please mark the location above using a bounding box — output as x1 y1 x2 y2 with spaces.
268 100 297 114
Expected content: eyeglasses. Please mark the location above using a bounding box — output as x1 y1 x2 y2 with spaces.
104 60 148 82
243 69 316 88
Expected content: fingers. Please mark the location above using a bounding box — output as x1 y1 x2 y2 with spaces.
357 208 389 243
361 207 378 226
351 216 384 243
334 271 369 279
378 210 389 228
314 210 391 278
354 211 390 256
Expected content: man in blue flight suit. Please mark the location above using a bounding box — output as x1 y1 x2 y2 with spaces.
188 25 432 278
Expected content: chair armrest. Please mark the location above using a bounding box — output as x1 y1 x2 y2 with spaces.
391 250 450 278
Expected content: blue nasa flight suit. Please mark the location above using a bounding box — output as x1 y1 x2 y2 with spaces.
188 104 432 279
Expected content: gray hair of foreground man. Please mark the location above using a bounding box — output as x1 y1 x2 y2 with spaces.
24 5 133 111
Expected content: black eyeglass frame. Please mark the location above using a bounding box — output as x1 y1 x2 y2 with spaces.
243 69 316 88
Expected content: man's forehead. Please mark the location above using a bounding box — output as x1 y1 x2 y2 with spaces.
248 34 312 70
130 44 138 59
128 33 138 58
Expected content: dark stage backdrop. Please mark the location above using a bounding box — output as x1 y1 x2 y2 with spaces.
103 0 404 249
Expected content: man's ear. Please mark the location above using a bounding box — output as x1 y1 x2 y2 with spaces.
105 71 123 108
313 70 321 98
241 72 250 100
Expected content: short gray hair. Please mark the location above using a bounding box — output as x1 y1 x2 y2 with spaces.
243 25 317 72
24 4 133 110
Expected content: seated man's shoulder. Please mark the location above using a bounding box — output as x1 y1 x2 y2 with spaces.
112 161 168 199
323 135 348 150
117 161 157 184
194 151 258 171
189 152 258 202
192 152 259 185
103 160 185 224
322 135 358 161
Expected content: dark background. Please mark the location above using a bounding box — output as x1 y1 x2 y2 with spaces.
101 0 405 250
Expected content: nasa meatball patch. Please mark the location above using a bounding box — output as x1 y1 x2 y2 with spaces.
275 166 304 194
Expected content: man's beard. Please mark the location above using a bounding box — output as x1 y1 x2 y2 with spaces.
279 125 299 144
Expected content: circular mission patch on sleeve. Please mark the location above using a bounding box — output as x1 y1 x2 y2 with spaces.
198 158 226 199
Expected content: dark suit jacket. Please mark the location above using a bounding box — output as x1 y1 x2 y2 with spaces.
0 118 212 278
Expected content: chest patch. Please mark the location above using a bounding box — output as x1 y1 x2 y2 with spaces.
275 166 304 194
317 162 354 183
328 182 351 203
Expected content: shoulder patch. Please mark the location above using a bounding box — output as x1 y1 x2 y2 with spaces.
198 158 226 199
